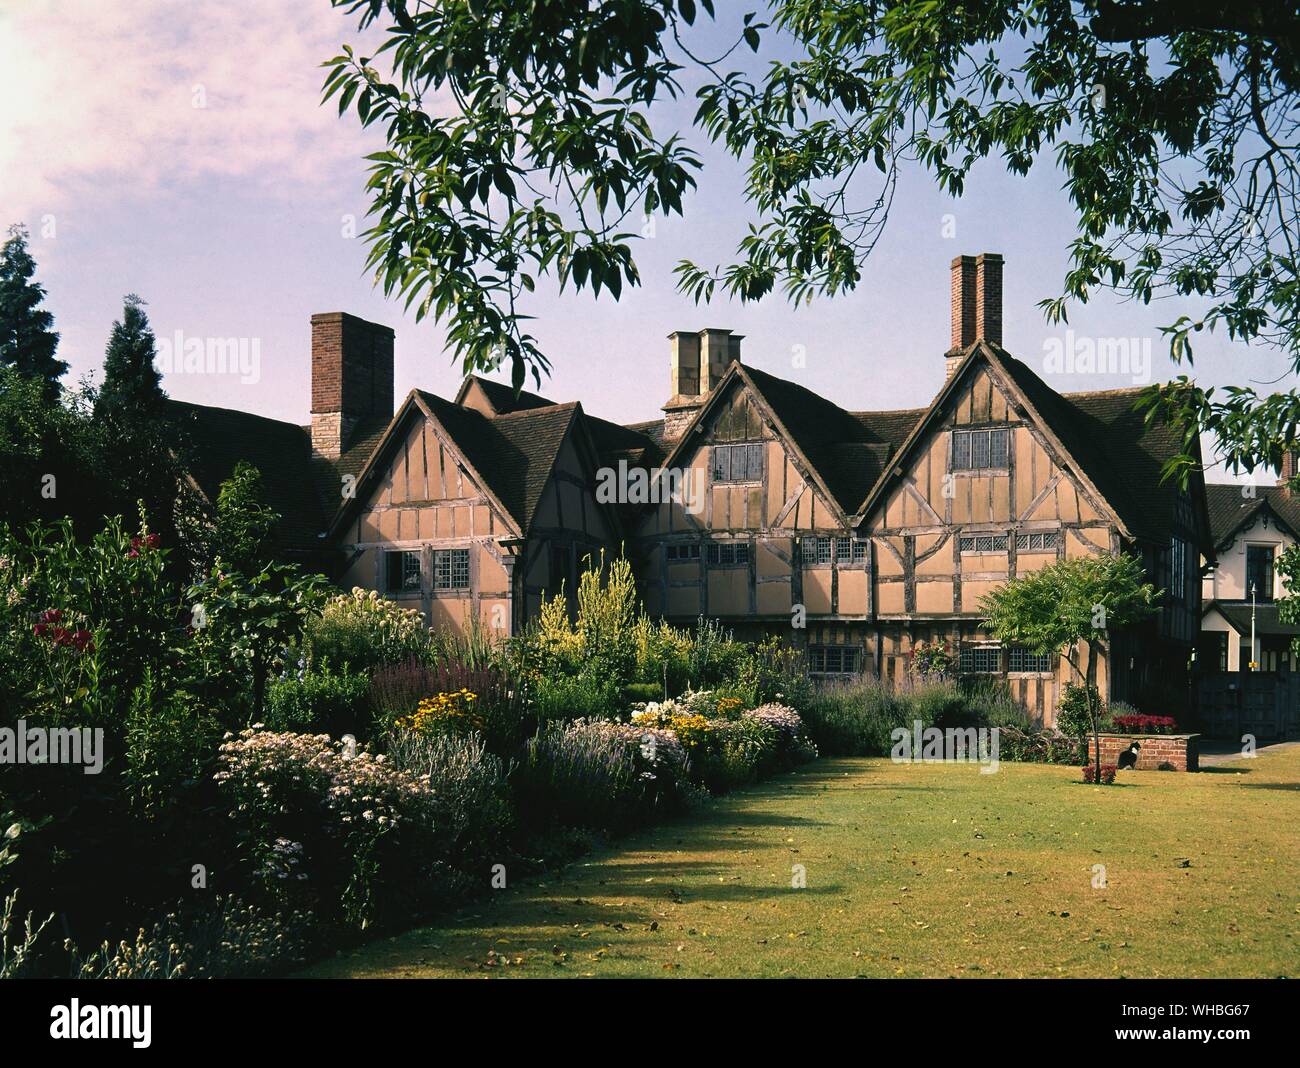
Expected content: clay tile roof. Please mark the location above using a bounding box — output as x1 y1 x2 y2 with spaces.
992 353 1201 545
417 391 579 533
163 399 325 549
461 374 557 414
1204 482 1300 548
740 364 921 515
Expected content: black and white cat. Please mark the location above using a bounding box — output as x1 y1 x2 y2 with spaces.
1116 741 1141 771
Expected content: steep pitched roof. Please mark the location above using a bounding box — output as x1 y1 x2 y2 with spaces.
854 342 1208 547
164 399 324 549
453 374 556 415
1204 482 1300 549
740 365 921 516
413 392 579 533
991 355 1198 544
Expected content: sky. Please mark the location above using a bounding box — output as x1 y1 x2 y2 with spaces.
0 0 1289 486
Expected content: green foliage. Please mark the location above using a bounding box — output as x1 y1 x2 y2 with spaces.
911 641 955 680
1275 543 1300 662
959 677 1029 731
123 668 223 822
211 462 280 576
187 564 329 722
214 728 475 931
800 676 914 757
514 720 694 833
980 553 1160 660
326 1 1300 487
1057 683 1108 740
301 587 428 673
265 665 371 737
0 891 54 978
0 510 179 720
0 224 65 397
981 553 1156 781
95 295 164 420
67 896 315 979
175 461 280 580
529 671 624 725
382 729 513 864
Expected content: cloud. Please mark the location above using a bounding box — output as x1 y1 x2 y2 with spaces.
0 0 385 218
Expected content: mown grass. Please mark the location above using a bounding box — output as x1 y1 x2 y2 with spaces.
304 747 1300 978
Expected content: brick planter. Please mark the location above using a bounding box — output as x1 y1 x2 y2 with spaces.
1086 733 1200 773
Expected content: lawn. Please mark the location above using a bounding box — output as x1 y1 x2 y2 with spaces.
305 746 1300 979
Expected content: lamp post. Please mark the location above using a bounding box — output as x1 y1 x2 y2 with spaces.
1250 579 1258 672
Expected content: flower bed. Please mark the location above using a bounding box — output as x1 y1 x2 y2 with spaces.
1110 714 1178 735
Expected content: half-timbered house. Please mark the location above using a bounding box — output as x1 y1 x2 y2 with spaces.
169 256 1212 725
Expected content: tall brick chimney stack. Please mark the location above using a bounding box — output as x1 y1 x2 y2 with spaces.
946 252 1003 380
310 312 395 460
662 328 741 440
1279 450 1298 495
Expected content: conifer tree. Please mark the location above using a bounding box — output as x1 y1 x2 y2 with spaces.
0 224 65 399
96 294 164 418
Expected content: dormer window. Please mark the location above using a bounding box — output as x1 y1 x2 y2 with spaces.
952 428 1009 470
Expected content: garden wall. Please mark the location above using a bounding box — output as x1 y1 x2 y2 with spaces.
1087 733 1200 772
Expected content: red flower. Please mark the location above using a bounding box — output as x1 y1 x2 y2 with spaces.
145 533 161 550
40 608 63 624
50 626 71 647
127 549 140 559
70 630 94 654
32 623 48 638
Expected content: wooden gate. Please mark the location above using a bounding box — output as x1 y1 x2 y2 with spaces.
1196 672 1300 742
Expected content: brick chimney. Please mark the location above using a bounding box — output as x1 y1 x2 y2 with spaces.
946 252 1003 380
1279 449 1298 495
310 312 395 460
662 328 741 440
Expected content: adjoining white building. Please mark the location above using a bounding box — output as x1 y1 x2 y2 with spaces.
1199 474 1300 674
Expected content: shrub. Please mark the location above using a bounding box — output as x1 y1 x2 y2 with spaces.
625 680 664 704
302 587 427 673
995 726 1083 764
213 728 453 930
730 636 813 710
801 676 913 756
530 671 623 725
382 729 512 865
370 655 527 754
745 703 818 766
265 665 370 737
906 678 970 729
1082 763 1118 785
514 719 691 832
911 641 955 679
0 891 54 979
631 615 693 694
959 677 1029 729
123 668 223 820
646 711 780 793
68 896 314 979
1056 682 1107 738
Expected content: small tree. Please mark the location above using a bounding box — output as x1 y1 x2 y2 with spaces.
96 295 164 419
980 554 1159 785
